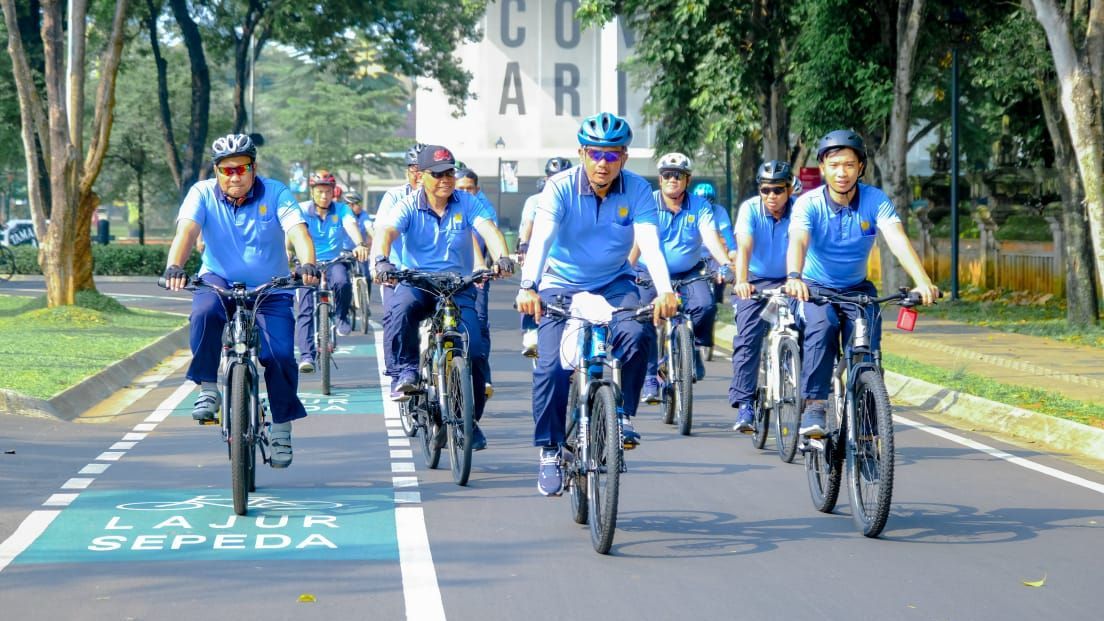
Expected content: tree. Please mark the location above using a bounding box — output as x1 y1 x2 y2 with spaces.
1024 0 1104 306
1 0 129 306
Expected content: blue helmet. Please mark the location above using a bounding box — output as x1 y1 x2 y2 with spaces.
577 112 633 148
692 182 717 201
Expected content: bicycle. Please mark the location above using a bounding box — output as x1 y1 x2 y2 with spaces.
158 274 302 516
638 271 715 436
310 253 356 396
391 268 494 486
350 259 372 334
800 287 932 538
0 244 14 282
746 287 803 462
546 297 653 555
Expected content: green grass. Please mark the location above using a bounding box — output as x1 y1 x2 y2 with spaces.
0 292 186 399
883 352 1104 429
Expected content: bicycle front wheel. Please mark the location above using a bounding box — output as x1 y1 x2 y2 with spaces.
229 364 251 516
775 338 802 463
587 384 621 554
849 370 895 537
446 354 475 486
318 303 332 395
805 393 844 514
0 245 15 281
674 322 694 436
356 278 371 333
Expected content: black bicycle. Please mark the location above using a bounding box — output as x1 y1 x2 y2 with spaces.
311 253 357 395
800 287 932 538
392 269 493 486
159 274 301 516
546 299 653 554
350 259 372 334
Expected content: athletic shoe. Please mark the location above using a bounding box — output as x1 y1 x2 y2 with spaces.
640 377 661 405
799 405 828 439
537 446 563 496
298 357 315 374
521 329 538 357
269 422 293 468
621 415 640 449
191 389 219 423
732 402 755 433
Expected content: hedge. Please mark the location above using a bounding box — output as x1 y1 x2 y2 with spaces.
9 245 201 276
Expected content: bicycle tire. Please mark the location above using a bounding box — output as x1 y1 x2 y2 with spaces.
848 370 895 538
357 278 371 333
318 303 332 395
751 386 770 449
565 374 579 447
230 364 250 516
674 321 694 436
567 375 587 525
587 384 621 554
0 246 15 281
398 399 417 437
805 394 845 513
420 392 443 470
658 324 675 426
446 354 475 486
775 338 802 463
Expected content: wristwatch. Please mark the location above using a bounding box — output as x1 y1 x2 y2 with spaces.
358 241 370 248
787 271 802 280
519 279 537 291
373 255 388 264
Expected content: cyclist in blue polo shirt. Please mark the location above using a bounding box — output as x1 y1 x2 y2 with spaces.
730 160 796 432
633 153 733 404
695 182 737 302
291 171 371 372
372 145 514 452
515 112 679 497
343 190 373 315
163 134 320 469
785 130 939 438
455 167 500 400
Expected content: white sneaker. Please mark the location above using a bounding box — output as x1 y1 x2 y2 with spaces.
521 329 538 357
269 422 293 468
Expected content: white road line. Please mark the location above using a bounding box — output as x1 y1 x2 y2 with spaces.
132 423 157 432
392 462 416 473
109 442 137 450
145 382 195 423
121 433 148 441
395 492 422 504
95 451 125 461
42 494 79 507
897 415 1104 495
60 478 94 490
391 449 414 459
79 463 110 475
374 328 445 620
385 419 402 427
0 511 61 573
389 438 410 447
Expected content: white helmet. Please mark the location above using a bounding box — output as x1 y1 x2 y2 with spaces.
657 152 692 173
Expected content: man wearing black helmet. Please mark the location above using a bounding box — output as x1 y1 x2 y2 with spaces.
729 160 796 432
784 130 938 439
515 156 572 357
163 134 320 468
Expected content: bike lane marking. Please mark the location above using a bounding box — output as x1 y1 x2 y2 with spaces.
897 415 1104 495
371 321 446 621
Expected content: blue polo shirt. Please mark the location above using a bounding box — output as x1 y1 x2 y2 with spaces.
713 204 737 251
177 177 304 288
386 189 494 274
533 167 658 291
640 191 715 275
791 183 901 288
735 195 792 280
301 200 354 262
473 189 499 255
377 184 416 266
342 207 372 250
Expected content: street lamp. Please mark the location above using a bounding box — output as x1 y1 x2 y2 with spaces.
494 136 506 213
948 6 968 301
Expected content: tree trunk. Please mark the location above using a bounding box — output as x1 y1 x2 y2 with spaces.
137 169 145 245
73 190 96 290
169 0 211 197
1039 77 1100 324
144 0 183 192
875 0 925 294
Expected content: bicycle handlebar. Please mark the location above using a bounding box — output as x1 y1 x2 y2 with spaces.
808 287 943 308
635 270 717 290
388 268 495 296
157 275 303 297
539 301 655 324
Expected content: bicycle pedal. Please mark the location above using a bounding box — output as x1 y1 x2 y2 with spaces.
198 418 219 426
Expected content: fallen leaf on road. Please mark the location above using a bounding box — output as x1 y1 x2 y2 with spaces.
298 594 317 603
1023 574 1046 587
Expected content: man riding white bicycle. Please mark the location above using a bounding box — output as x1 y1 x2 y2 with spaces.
515 112 678 497
631 152 732 404
729 160 796 432
163 133 319 468
372 145 514 452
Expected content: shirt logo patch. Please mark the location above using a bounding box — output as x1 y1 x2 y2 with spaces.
618 207 629 219
687 214 695 224
259 204 268 216
330 215 338 223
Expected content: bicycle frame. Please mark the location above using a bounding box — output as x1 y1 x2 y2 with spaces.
759 289 801 406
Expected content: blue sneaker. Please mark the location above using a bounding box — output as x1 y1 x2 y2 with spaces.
390 373 417 403
640 377 661 405
799 405 827 438
470 422 487 451
621 415 640 449
732 403 755 433
537 447 563 496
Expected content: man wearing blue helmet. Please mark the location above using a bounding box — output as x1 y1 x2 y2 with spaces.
516 112 679 497
785 130 938 438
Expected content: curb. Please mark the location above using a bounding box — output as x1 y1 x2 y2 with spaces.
0 325 189 421
713 324 1104 461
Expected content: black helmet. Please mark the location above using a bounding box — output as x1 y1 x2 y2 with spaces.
816 130 866 162
544 157 573 176
756 160 793 184
211 133 257 164
404 143 427 167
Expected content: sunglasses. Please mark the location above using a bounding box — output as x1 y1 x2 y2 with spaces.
759 186 787 195
427 168 455 179
660 171 685 181
217 163 254 177
586 149 622 164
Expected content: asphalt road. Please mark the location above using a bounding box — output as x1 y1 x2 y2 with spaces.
1 278 1102 620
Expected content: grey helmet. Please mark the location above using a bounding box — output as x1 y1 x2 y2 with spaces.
816 130 866 163
211 134 257 164
404 143 427 166
756 160 793 184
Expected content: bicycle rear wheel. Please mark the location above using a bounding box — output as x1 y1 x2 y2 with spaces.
674 322 694 436
849 370 895 537
398 399 417 437
751 386 770 449
419 399 443 470
0 246 15 281
775 338 802 463
446 354 475 486
318 303 332 395
356 278 371 333
565 375 579 447
229 364 251 516
587 384 621 554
